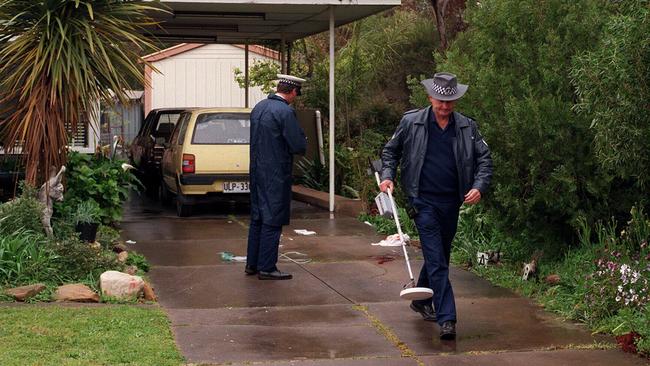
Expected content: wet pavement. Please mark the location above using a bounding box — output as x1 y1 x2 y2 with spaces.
120 194 649 366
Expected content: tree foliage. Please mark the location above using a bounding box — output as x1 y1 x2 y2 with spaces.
0 0 160 185
571 2 650 189
233 59 280 95
428 0 615 247
292 9 437 204
301 9 437 143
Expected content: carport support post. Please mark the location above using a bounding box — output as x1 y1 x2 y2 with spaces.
244 43 249 108
329 6 335 213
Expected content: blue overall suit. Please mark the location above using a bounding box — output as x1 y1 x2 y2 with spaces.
247 94 306 272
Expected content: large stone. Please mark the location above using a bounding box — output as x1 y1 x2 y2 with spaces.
54 284 100 302
5 283 46 301
100 270 144 300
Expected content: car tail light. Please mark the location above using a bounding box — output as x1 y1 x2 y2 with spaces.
182 154 195 174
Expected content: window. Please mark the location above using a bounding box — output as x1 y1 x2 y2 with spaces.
191 113 250 145
65 115 89 147
153 113 181 140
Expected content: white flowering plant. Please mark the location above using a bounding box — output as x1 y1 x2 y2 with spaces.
582 206 650 354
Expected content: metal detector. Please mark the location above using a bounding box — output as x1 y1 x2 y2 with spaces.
369 159 433 301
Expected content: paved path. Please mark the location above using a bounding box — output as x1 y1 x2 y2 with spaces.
121 195 648 366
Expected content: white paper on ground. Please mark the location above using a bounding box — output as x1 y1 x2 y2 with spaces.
294 229 316 236
371 233 410 247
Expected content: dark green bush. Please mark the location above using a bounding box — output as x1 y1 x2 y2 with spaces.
125 251 150 273
58 151 140 224
296 157 328 192
302 9 437 124
425 0 616 253
571 2 650 191
96 225 122 248
48 237 123 285
0 184 44 236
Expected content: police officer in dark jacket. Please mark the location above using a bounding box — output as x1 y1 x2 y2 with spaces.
380 72 493 339
246 74 307 280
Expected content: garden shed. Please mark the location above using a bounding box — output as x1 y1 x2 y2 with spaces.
142 43 280 114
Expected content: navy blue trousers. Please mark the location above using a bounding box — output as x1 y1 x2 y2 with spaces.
410 195 460 325
246 219 283 272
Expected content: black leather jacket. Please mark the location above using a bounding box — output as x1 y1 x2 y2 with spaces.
380 107 493 202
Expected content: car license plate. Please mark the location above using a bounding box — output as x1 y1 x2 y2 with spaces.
223 181 250 193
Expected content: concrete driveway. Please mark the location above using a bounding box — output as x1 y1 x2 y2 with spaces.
120 195 647 366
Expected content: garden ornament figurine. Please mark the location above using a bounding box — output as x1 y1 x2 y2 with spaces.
38 165 66 238
522 250 543 281
246 74 307 280
380 72 493 340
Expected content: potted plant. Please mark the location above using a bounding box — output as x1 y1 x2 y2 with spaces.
72 200 102 242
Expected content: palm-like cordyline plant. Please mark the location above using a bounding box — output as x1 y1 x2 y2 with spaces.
0 0 161 184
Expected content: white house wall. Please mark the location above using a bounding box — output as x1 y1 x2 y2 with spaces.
150 44 276 110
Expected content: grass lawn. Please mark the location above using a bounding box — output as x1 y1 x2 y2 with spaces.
0 304 184 366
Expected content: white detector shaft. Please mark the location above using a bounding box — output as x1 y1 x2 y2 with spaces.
374 172 415 282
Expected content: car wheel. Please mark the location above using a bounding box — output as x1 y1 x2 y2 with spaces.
159 181 172 206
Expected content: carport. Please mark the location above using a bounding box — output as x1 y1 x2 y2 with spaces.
145 0 401 212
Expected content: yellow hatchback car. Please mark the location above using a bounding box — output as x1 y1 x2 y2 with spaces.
160 108 251 216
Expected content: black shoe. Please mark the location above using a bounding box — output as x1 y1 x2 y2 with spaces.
245 265 257 275
410 302 436 321
439 321 456 340
258 270 293 280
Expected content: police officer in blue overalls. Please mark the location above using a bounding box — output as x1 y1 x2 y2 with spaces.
246 74 307 280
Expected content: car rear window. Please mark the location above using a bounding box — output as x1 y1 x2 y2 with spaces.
191 113 250 145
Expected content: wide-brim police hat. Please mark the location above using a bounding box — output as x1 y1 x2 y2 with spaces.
421 72 468 101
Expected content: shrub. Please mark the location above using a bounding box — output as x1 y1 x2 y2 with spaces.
582 207 650 319
96 225 122 248
0 184 45 236
295 157 328 192
125 251 150 273
59 151 140 224
424 0 618 252
571 3 650 190
48 237 123 285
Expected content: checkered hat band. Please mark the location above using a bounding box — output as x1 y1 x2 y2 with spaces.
279 79 301 87
431 82 457 96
